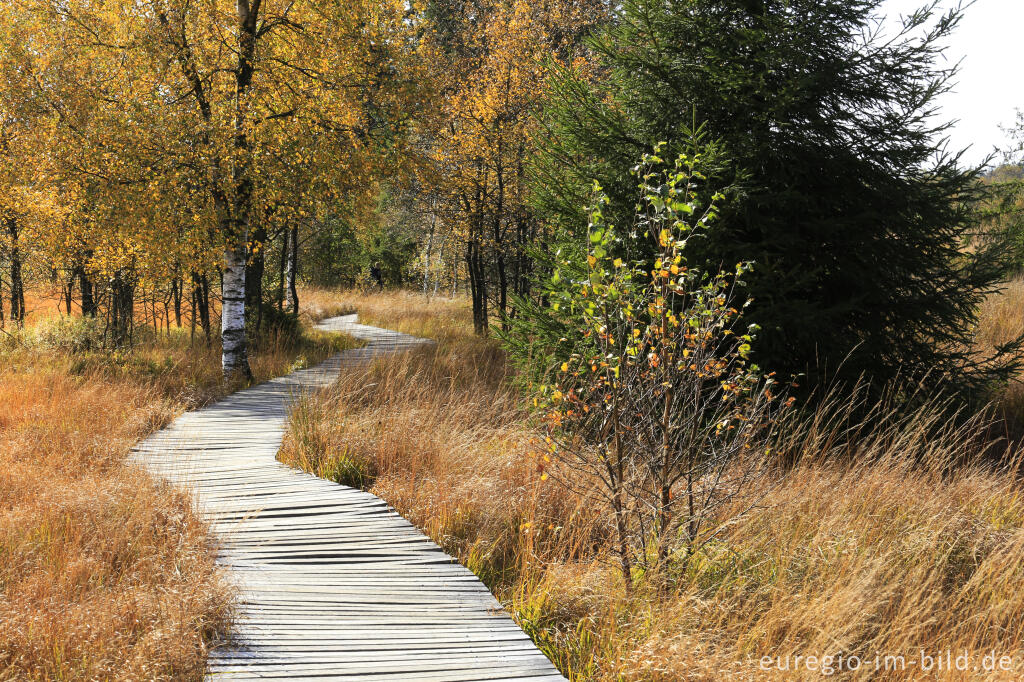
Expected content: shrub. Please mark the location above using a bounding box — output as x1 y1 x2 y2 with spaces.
31 316 107 353
524 0 1021 401
250 302 301 347
539 146 791 591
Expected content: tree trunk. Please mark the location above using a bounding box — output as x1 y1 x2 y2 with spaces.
151 290 160 333
433 235 446 297
423 209 436 295
466 239 487 335
193 271 211 343
79 267 97 317
466 242 477 329
246 222 266 336
63 275 74 316
8 217 24 326
171 275 183 326
154 3 251 376
108 270 134 348
221 243 251 380
218 0 260 381
476 245 487 333
493 158 508 329
277 228 288 311
496 253 508 332
164 287 172 332
285 225 298 314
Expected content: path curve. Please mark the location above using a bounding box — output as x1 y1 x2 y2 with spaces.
131 315 566 681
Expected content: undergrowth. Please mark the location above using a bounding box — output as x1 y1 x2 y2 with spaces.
280 290 1024 681
0 285 356 680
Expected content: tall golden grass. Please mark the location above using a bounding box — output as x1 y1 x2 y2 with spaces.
977 277 1024 437
0 368 228 680
0 285 354 680
313 289 475 343
280 290 1024 681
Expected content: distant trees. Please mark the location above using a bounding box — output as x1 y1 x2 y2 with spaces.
984 113 1024 272
0 1 63 329
1 0 422 371
297 187 430 291
4 0 1020 406
420 0 603 333
516 0 1021 398
1 0 610 350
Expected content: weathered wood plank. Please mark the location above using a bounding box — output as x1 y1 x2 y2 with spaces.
131 314 566 681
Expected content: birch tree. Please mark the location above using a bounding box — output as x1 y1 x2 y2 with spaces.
15 0 422 373
423 0 602 333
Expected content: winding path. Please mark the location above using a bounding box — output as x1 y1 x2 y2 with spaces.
131 315 566 681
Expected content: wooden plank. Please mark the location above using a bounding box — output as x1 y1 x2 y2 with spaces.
131 314 566 681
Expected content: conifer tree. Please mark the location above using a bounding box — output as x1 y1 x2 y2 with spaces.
517 0 1019 398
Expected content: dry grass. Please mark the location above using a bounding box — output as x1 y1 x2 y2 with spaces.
0 370 228 680
0 285 355 680
976 278 1024 351
977 276 1024 436
281 290 1024 681
307 289 472 342
296 285 359 324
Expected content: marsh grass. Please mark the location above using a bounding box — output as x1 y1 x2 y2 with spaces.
0 285 356 680
280 290 1024 681
977 277 1024 441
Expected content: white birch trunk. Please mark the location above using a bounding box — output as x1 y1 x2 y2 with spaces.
422 214 435 295
221 241 251 379
285 225 298 313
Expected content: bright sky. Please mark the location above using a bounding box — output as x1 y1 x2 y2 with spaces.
880 0 1023 167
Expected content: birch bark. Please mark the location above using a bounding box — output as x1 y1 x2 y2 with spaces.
285 225 298 313
221 241 249 378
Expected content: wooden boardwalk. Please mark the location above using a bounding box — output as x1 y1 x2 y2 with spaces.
131 315 566 681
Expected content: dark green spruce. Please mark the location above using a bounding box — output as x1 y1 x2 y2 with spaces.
507 0 1021 402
